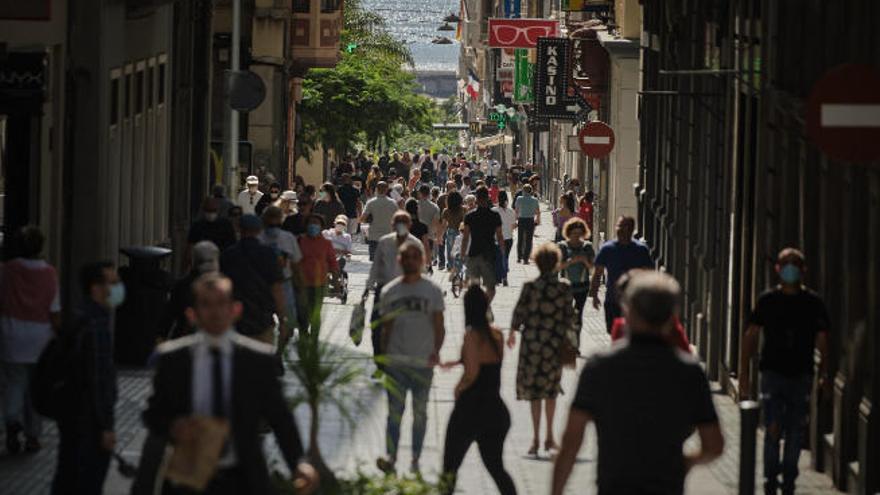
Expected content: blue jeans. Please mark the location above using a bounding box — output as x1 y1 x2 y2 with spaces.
761 371 812 492
385 365 434 462
445 229 459 270
1 362 42 439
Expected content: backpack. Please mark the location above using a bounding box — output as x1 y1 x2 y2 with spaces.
31 316 87 420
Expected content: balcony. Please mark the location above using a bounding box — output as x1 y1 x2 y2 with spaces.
291 0 343 70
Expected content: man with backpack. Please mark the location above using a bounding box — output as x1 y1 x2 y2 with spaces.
50 261 123 494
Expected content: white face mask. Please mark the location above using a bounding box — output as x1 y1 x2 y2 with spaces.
205 212 218 222
395 223 408 237
335 224 345 233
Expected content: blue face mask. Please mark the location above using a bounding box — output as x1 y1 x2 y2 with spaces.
307 224 321 237
779 264 801 285
108 282 126 308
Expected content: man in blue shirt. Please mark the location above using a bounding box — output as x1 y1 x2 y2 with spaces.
513 184 540 263
589 216 653 332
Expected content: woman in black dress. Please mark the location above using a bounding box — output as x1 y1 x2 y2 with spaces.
441 285 517 495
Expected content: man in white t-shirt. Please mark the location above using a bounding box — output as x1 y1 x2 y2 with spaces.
360 182 399 261
238 175 264 215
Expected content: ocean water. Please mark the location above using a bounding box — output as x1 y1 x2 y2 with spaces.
362 0 461 73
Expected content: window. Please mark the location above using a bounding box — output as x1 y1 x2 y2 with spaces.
146 65 154 109
293 0 309 13
110 76 120 126
124 73 132 118
321 0 340 12
158 62 166 104
135 69 144 114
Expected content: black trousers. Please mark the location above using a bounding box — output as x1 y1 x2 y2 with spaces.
604 300 622 334
516 218 535 262
52 418 111 495
443 400 516 495
572 286 589 346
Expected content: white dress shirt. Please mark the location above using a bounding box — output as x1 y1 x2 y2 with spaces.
191 330 237 467
237 189 263 215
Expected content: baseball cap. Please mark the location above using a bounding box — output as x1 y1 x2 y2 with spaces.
246 175 259 186
281 190 297 201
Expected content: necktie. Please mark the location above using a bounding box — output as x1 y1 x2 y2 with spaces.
211 347 225 418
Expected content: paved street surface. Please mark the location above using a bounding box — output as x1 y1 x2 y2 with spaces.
0 205 841 494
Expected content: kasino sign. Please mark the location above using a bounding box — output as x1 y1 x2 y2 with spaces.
533 37 589 121
488 18 559 49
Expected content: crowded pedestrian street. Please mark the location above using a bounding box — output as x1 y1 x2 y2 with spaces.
0 211 842 495
2 0 879 494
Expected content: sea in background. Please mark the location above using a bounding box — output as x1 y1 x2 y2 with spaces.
362 0 461 73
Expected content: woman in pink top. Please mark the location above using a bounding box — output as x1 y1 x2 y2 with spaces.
0 226 61 453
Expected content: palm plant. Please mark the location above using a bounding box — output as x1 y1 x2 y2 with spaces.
284 330 371 487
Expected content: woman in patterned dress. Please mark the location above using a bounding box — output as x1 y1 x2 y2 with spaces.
507 242 577 457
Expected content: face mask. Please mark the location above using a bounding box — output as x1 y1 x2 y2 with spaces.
335 225 345 233
319 191 327 200
307 224 321 237
270 192 280 200
395 223 408 237
779 264 801 284
108 282 126 308
205 212 218 222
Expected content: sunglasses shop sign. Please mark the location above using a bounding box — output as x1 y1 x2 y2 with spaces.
488 18 559 48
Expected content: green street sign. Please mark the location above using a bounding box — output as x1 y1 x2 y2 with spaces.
514 48 534 104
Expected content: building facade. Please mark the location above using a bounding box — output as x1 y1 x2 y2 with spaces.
637 0 879 492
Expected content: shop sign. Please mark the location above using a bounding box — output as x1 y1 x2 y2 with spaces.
562 0 611 13
513 48 533 104
488 18 559 49
533 37 589 121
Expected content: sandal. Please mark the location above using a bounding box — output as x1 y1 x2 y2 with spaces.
527 442 539 457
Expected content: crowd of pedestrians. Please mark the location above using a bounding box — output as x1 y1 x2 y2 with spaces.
0 148 835 495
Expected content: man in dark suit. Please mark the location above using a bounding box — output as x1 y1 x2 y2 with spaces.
141 273 318 495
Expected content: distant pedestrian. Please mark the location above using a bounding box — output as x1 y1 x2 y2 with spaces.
227 206 243 239
492 191 516 287
405 199 432 270
360 182 398 260
376 241 445 475
254 182 281 216
52 261 122 495
739 248 830 495
441 285 516 495
160 240 220 340
276 190 298 219
1 226 60 454
237 175 263 215
552 192 576 242
212 184 235 218
552 271 724 495
577 191 594 235
513 184 540 263
558 217 595 340
142 274 318 495
219 215 292 348
313 182 346 229
187 198 238 260
417 184 441 266
282 196 313 237
337 174 362 235
590 216 653 332
461 186 504 302
366 212 421 376
441 191 465 272
508 242 577 457
297 215 339 334
260 206 303 344
609 270 690 353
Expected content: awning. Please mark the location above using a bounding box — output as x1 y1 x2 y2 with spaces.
473 134 513 148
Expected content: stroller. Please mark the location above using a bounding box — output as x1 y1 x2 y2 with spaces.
326 253 350 304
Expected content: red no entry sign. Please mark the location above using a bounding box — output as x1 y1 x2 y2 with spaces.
579 121 615 158
806 64 880 163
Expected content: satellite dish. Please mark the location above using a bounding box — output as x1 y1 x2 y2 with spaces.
227 70 266 112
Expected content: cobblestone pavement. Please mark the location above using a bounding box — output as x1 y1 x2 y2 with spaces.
0 204 842 494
